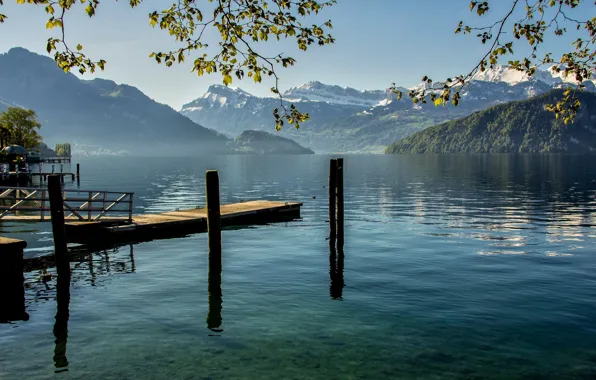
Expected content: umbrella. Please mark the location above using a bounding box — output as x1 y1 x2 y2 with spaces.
1 145 29 155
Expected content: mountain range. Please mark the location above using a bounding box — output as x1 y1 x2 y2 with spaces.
181 67 596 153
386 90 596 154
1 46 595 155
0 47 228 155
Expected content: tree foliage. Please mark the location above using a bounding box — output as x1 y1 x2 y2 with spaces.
392 0 596 125
0 0 335 130
0 107 42 148
0 0 593 128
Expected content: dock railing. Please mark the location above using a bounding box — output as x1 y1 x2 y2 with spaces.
0 187 134 222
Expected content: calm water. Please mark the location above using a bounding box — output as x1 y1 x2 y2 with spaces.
1 154 596 379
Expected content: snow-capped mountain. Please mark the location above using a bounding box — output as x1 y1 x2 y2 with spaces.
471 64 596 87
180 84 366 150
282 81 395 107
179 67 596 153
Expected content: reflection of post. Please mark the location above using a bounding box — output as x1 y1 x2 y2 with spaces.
207 257 223 332
88 253 96 286
53 259 71 372
130 245 136 273
329 240 345 299
205 170 223 332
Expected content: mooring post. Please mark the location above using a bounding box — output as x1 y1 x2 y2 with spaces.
329 159 338 244
0 237 29 323
205 170 223 332
48 175 69 264
205 170 222 263
76 163 80 185
336 158 344 250
52 164 55 174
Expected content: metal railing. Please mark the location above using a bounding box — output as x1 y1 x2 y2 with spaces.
0 187 134 222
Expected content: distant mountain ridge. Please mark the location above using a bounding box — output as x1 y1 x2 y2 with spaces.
0 47 228 155
282 81 392 107
386 90 596 154
181 65 596 153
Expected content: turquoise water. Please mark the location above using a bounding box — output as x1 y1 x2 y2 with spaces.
2 154 596 379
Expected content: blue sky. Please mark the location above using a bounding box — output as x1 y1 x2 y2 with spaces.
0 0 592 109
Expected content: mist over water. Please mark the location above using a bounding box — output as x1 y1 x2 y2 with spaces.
2 154 596 379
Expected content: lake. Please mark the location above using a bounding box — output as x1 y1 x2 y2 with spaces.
1 154 596 379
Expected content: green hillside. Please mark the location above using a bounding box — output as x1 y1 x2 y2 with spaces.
386 90 596 154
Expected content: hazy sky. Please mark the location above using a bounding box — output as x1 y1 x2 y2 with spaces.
0 1 592 109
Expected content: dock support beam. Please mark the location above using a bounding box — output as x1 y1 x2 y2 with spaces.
205 170 223 332
0 237 29 322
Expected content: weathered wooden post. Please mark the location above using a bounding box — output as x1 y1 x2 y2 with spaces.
76 163 80 186
336 158 344 250
48 175 69 264
329 159 338 245
206 170 222 263
205 170 223 332
0 237 29 322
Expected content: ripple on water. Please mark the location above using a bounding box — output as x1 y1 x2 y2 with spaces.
2 154 596 379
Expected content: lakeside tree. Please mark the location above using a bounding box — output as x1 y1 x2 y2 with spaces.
0 107 42 148
0 0 594 127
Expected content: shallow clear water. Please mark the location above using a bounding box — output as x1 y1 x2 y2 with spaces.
2 154 596 379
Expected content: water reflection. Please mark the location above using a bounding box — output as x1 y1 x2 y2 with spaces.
329 242 344 299
52 259 70 372
206 249 223 333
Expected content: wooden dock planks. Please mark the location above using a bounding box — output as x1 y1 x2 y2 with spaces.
63 200 302 245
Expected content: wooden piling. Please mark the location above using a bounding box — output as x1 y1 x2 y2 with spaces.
329 159 338 244
48 175 68 263
336 158 344 250
205 170 223 332
76 163 80 185
0 237 29 322
205 170 222 264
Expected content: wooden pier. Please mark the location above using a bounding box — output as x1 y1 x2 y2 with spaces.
64 200 301 245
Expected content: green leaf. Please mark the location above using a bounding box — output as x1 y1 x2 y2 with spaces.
223 74 233 86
